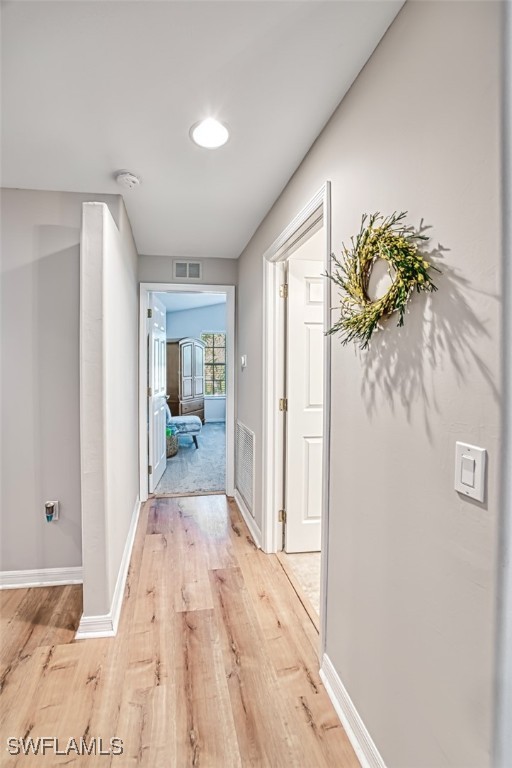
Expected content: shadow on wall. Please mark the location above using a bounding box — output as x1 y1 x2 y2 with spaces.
331 221 501 440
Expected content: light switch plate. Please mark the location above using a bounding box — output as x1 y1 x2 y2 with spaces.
455 442 486 502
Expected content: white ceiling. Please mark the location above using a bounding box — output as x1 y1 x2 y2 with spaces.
1 1 403 259
155 291 226 313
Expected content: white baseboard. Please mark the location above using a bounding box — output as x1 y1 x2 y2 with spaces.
320 654 387 768
0 566 83 590
234 489 262 549
74 613 117 639
75 496 141 640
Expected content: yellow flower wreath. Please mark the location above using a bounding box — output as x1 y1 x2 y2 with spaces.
327 212 440 349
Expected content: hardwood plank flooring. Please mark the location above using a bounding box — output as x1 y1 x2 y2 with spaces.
0 496 359 767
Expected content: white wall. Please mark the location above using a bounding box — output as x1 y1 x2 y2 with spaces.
103 203 140 603
139 255 237 285
0 188 121 574
166 302 226 339
236 3 502 766
80 201 139 619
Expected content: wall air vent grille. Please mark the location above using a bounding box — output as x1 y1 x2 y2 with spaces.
235 421 255 516
173 260 202 281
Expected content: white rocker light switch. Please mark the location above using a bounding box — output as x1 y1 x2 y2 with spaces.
461 455 476 487
455 442 486 502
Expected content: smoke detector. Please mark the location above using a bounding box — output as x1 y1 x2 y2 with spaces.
115 170 141 189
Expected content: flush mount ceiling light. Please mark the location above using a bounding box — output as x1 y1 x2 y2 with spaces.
190 118 229 149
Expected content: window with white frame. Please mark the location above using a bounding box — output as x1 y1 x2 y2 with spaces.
201 332 226 396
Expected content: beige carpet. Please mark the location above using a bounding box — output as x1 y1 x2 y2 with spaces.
280 551 321 616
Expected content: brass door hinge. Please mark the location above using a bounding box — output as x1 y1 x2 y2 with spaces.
279 283 288 299
148 386 152 397
147 308 153 319
148 465 153 475
278 509 287 524
279 398 288 412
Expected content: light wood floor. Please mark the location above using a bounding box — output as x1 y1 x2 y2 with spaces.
0 496 359 767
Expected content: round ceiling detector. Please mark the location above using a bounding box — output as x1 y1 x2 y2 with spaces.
190 118 229 149
115 171 141 189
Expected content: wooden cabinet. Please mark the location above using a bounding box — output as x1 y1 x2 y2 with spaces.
166 338 205 421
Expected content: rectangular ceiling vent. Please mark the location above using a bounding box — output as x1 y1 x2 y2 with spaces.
173 260 202 281
235 421 255 517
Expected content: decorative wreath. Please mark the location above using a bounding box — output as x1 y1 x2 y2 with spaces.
327 211 439 349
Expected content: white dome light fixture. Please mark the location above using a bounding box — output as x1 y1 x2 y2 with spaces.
190 118 229 149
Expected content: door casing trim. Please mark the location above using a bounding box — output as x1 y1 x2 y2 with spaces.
261 182 331 656
139 283 236 502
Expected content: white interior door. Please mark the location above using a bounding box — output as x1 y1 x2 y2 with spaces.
285 257 324 552
148 295 167 492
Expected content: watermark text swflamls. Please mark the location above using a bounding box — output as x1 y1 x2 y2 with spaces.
6 737 124 757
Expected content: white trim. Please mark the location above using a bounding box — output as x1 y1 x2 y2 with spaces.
261 186 326 263
320 654 387 768
234 490 262 549
75 496 141 639
109 496 141 634
261 182 331 657
74 613 116 639
139 283 235 502
262 257 286 554
0 567 83 590
496 3 512 765
320 183 332 659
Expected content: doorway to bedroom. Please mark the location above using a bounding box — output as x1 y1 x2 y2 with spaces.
140 284 235 500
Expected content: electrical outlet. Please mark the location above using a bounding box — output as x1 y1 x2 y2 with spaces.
45 501 59 522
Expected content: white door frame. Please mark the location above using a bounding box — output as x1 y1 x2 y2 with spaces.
139 282 236 502
496 5 512 765
261 182 331 653
148 294 168 492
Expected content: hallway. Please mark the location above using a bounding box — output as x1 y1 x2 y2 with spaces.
0 496 358 767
